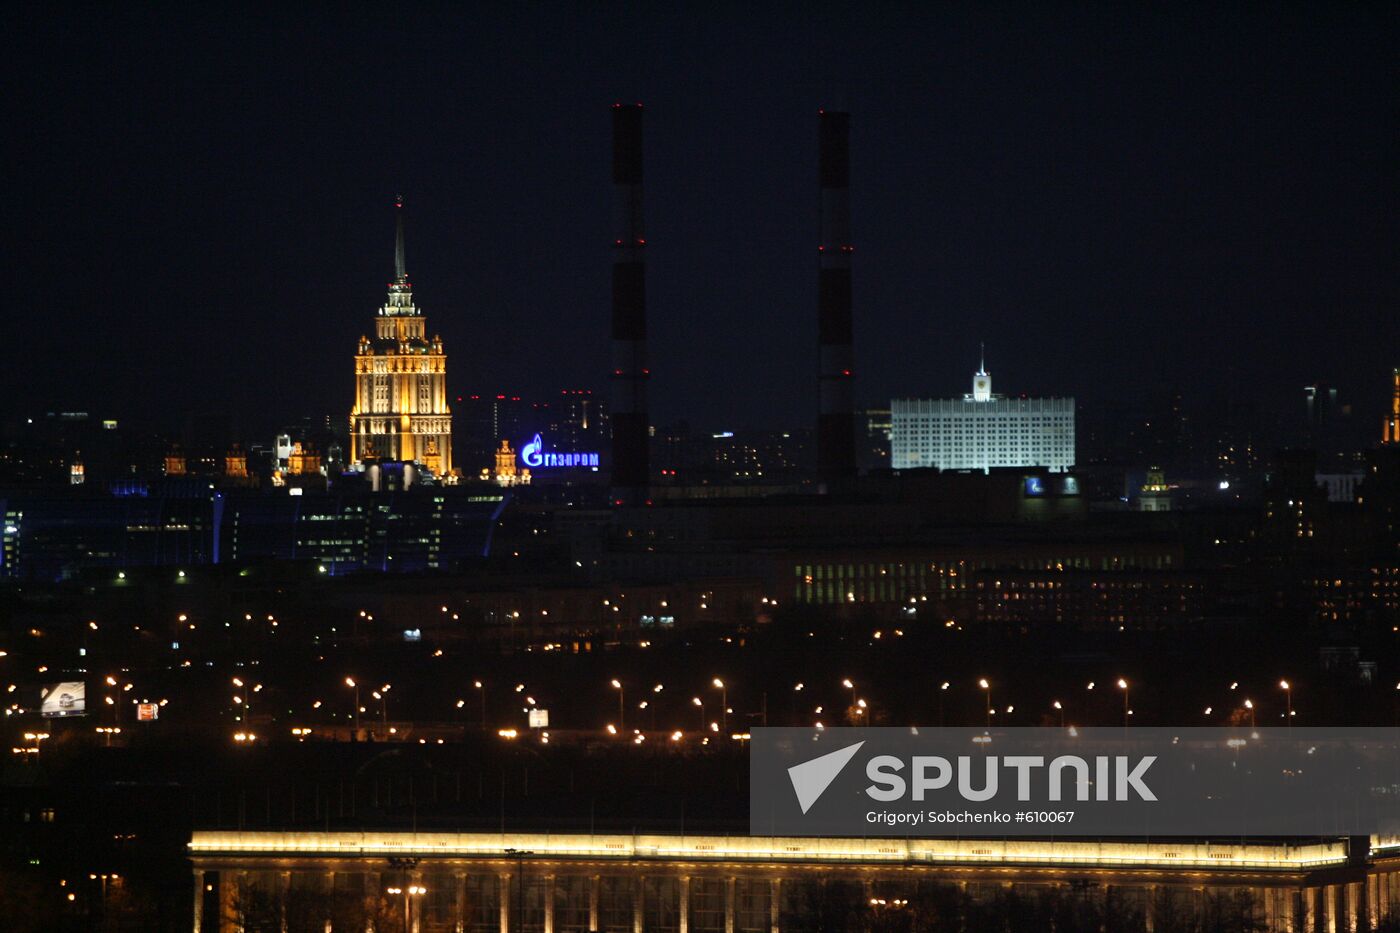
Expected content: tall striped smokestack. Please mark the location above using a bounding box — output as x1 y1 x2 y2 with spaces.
610 103 649 502
817 110 857 486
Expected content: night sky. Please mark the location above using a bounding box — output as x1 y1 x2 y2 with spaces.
5 4 1396 436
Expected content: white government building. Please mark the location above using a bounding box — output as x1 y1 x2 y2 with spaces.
891 357 1075 473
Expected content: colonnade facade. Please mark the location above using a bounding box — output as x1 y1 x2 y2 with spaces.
189 832 1400 933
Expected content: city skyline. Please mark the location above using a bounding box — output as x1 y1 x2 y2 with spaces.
5 5 1396 436
4 7 1399 931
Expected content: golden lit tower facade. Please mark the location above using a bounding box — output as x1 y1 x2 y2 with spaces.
349 197 453 476
1385 367 1400 445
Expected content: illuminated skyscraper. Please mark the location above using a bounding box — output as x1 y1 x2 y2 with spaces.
349 197 453 477
1385 368 1400 445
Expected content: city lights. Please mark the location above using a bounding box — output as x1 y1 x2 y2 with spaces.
2 30 1394 928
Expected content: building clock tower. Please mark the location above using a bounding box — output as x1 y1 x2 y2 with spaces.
349 197 453 477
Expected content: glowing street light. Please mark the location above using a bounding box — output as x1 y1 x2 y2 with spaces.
373 684 392 728
471 680 486 729
344 677 360 733
1116 678 1130 728
712 678 727 731
610 679 625 730
388 883 427 931
978 678 991 729
1279 680 1293 728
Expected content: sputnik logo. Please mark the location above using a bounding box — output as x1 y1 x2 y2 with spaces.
788 741 864 814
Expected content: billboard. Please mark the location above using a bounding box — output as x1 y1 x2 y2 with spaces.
528 709 550 728
520 434 600 470
137 703 160 722
40 682 86 718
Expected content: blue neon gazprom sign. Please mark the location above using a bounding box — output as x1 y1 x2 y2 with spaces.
521 434 600 469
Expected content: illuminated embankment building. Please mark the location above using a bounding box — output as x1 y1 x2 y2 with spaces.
188 830 1399 932
349 197 453 478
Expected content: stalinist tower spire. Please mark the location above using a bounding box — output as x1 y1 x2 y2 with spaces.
386 196 412 310
349 194 454 479
394 194 407 284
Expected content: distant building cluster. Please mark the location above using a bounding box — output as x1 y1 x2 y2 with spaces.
652 426 813 487
0 485 507 580
455 390 608 485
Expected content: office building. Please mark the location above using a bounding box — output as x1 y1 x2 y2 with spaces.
891 357 1075 473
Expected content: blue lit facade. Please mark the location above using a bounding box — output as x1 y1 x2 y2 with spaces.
0 487 508 581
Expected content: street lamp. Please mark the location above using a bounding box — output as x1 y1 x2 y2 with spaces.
505 848 533 933
1052 700 1064 728
231 676 247 723
386 884 426 933
345 677 360 734
373 684 391 730
104 676 123 727
610 679 624 731
22 731 49 761
712 678 727 731
978 678 991 729
1116 678 1129 728
692 696 704 730
1280 680 1293 728
1244 698 1255 728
